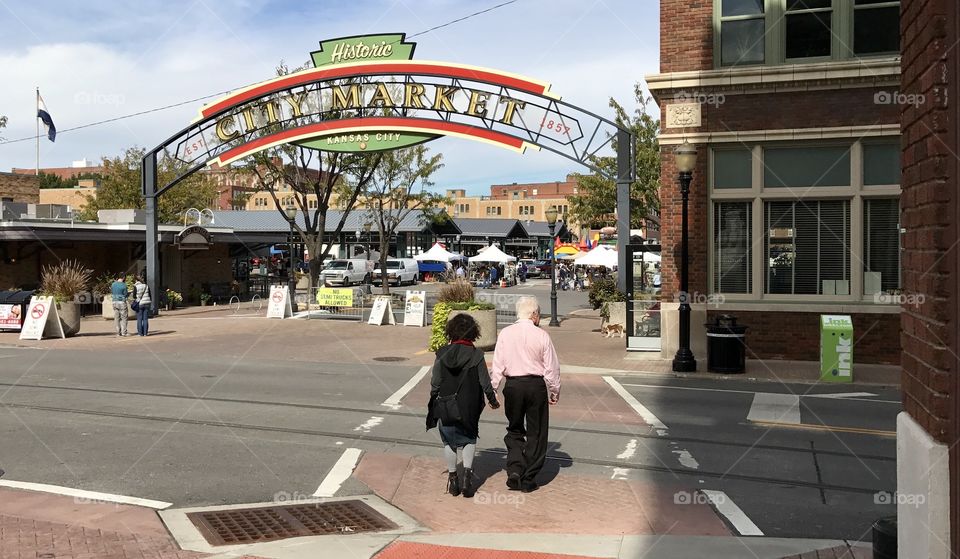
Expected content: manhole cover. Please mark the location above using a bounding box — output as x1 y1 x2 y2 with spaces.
187 500 397 546
373 356 408 362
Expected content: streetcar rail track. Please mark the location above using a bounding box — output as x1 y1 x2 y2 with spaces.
0 399 890 495
0 381 895 462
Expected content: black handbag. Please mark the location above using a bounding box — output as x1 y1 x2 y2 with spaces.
131 286 148 312
433 368 468 425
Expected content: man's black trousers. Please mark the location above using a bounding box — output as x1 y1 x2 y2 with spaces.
502 376 549 484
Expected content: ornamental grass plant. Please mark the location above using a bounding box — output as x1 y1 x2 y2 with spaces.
40 260 93 303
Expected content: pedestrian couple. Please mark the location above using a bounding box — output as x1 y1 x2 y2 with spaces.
426 296 561 498
109 274 152 337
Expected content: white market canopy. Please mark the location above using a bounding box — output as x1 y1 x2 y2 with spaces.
415 242 465 262
574 245 618 269
468 245 517 264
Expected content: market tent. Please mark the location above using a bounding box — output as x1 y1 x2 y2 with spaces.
468 245 517 263
555 245 580 256
574 245 618 269
415 242 465 262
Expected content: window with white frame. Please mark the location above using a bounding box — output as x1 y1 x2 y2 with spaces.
710 139 900 300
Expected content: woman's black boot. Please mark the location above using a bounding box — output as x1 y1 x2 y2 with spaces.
447 471 460 496
462 468 476 498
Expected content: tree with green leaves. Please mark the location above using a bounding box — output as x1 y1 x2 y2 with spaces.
38 171 102 189
242 61 385 287
351 144 447 294
79 147 217 223
568 83 660 233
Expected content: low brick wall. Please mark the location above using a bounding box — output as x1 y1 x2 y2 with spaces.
707 310 900 365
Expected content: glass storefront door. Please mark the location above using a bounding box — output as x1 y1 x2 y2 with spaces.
626 243 661 351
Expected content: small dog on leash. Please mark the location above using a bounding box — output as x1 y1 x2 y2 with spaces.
602 324 625 338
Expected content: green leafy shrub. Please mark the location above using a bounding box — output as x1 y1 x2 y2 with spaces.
588 277 626 310
428 300 496 352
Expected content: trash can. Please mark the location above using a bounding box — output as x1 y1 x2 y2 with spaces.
0 290 35 332
872 516 896 559
820 314 853 383
704 314 748 374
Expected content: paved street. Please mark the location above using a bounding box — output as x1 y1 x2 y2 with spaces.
0 307 899 553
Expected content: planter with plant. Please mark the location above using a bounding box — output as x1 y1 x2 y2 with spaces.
165 289 183 310
428 280 497 351
588 277 627 329
97 272 135 320
39 260 93 337
200 293 212 306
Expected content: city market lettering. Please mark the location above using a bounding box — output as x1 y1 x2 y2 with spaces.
212 82 529 142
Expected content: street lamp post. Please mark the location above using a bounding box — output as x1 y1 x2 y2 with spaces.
284 204 299 313
545 206 560 327
672 140 697 372
363 222 372 285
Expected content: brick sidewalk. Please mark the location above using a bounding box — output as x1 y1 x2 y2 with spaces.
0 488 268 559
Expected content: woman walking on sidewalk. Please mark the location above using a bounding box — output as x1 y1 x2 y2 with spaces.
426 314 500 498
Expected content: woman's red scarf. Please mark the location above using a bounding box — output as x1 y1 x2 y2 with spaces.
451 339 474 347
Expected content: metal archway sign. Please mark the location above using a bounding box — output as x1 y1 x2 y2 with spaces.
142 33 635 305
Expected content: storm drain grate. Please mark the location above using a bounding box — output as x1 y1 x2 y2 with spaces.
187 500 398 546
373 356 408 362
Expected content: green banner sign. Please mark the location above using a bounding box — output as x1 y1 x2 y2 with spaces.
310 33 416 67
298 131 437 152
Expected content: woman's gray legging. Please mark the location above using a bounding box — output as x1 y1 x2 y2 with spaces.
444 444 476 472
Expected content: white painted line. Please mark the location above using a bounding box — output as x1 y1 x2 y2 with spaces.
0 480 172 509
382 365 431 409
617 439 638 460
354 416 384 433
610 467 629 480
313 447 363 497
747 392 801 424
621 382 755 395
602 376 668 434
672 449 700 469
807 392 877 400
701 490 763 536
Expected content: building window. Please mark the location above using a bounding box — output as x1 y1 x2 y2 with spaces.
863 140 900 186
532 189 538 195
713 202 753 293
763 146 850 188
785 0 833 60
720 0 766 66
854 0 900 54
765 200 850 295
713 148 753 189
863 198 900 294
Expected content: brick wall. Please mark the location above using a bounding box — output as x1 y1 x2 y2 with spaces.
658 147 709 303
0 172 39 203
708 310 900 365
660 0 713 73
699 87 901 132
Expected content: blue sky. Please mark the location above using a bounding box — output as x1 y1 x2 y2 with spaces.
0 0 659 195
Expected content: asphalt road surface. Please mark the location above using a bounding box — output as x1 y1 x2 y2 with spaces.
0 345 899 541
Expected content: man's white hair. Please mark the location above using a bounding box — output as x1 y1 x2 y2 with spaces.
515 296 540 320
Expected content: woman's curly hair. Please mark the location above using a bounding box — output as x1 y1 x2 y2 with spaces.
445 313 480 342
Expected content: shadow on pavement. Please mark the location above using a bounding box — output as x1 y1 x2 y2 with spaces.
471 443 573 491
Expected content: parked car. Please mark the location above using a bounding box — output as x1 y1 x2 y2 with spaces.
372 258 420 286
319 259 373 286
518 259 540 278
532 260 553 277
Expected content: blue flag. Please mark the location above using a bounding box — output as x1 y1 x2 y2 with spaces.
37 93 56 142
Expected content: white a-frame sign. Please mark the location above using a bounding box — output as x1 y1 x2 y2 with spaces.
267 285 293 319
19 296 65 340
368 296 396 325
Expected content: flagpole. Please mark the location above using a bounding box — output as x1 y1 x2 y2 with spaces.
35 87 39 176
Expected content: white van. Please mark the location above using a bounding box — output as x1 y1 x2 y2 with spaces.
320 259 373 286
372 258 420 286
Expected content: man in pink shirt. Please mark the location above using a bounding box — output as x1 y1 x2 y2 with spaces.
490 296 561 492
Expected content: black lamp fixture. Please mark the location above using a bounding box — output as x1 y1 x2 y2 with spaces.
363 221 372 261
545 205 560 327
672 140 697 372
284 203 299 313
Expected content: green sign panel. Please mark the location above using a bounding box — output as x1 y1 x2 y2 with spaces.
820 314 853 383
297 130 438 153
310 33 416 67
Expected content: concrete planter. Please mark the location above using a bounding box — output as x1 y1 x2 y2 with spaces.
605 301 626 328
448 308 497 351
101 295 133 320
57 301 81 337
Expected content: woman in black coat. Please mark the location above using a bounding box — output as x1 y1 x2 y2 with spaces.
426 313 499 498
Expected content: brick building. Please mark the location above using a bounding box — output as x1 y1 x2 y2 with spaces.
898 0 958 555
648 0 902 364
0 172 39 204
